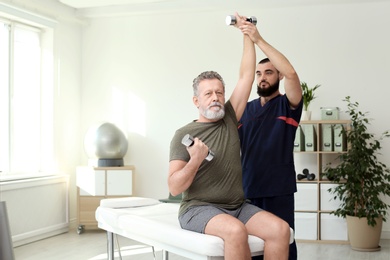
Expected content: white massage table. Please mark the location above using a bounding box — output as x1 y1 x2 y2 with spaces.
95 197 294 260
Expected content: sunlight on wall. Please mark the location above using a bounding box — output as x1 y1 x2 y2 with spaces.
127 92 146 136
111 87 146 137
111 86 125 129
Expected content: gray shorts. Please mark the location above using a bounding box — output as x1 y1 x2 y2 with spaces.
178 202 263 234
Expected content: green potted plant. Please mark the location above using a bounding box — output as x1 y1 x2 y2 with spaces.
325 96 390 251
300 82 320 120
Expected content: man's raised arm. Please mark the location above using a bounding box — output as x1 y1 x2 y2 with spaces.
254 26 302 107
229 15 257 121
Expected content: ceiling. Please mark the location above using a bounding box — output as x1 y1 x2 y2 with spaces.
58 0 289 17
58 0 387 18
59 0 177 9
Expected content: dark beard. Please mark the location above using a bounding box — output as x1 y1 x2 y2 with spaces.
257 80 279 97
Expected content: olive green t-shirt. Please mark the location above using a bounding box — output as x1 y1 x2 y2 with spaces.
169 101 245 216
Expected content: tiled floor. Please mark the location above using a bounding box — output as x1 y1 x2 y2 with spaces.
13 229 390 260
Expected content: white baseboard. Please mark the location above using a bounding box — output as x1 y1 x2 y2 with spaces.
1 175 69 247
13 224 68 247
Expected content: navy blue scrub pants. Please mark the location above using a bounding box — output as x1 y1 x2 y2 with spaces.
249 195 297 260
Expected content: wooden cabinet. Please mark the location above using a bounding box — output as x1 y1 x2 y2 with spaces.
294 120 350 243
76 165 134 233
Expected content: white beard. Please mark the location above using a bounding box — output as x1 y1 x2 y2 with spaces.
201 102 225 120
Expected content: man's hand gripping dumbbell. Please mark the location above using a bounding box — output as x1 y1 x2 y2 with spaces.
181 134 214 161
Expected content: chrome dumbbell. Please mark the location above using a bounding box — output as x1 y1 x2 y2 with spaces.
181 134 214 161
225 15 257 26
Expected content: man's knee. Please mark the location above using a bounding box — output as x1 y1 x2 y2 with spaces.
268 217 290 241
281 220 291 240
231 222 248 238
207 214 248 241
220 221 248 243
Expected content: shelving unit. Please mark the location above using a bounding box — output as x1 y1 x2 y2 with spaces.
294 120 351 243
76 165 135 234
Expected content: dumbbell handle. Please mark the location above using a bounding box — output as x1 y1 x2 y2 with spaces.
226 15 257 26
181 134 214 161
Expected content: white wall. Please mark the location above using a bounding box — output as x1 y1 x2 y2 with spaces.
2 0 390 237
79 1 390 236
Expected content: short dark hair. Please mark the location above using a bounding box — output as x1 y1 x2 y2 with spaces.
258 58 279 73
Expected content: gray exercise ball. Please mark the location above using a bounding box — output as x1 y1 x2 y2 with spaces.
84 122 128 166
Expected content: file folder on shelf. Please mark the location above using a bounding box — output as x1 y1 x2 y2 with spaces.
333 124 347 152
321 124 334 151
294 125 305 151
303 124 317 151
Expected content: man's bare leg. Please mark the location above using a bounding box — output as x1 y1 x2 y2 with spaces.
246 211 290 260
205 214 252 260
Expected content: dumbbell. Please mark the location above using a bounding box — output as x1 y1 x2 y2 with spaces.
302 168 316 180
307 174 315 180
181 134 214 161
225 15 257 26
297 168 316 181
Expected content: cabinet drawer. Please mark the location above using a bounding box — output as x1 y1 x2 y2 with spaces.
295 213 317 240
107 170 133 195
77 168 105 196
320 183 342 211
320 213 347 241
296 183 318 210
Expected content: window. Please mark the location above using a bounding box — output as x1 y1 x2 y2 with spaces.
0 8 55 178
0 20 9 174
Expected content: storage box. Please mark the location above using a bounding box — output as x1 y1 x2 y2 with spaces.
320 213 348 241
294 125 305 151
333 124 347 152
321 107 339 120
295 213 318 240
320 183 342 211
303 124 317 151
321 124 334 151
296 183 318 210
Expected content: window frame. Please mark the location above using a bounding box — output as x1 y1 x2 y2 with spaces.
0 4 57 179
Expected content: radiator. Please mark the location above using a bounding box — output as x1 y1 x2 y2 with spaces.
0 174 69 247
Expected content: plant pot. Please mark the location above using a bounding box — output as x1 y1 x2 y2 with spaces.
346 215 382 252
301 110 311 121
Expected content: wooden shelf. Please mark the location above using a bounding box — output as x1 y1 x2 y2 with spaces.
294 120 351 243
